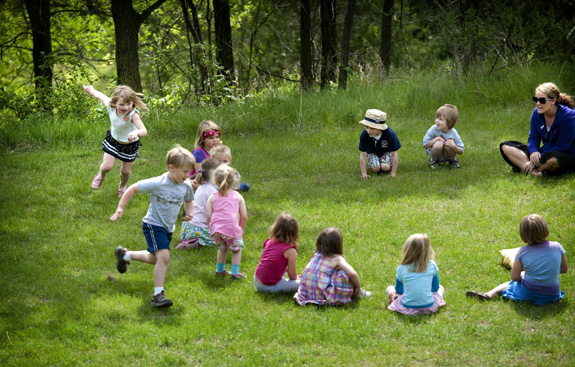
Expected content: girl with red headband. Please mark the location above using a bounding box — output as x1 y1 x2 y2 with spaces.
191 120 222 177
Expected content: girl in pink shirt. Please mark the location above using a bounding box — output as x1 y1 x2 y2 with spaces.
254 214 300 293
206 166 248 280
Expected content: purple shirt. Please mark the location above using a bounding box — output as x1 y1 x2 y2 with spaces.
517 240 565 296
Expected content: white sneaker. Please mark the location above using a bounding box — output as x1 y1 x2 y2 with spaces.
359 289 372 298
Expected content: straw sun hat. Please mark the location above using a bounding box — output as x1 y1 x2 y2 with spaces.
359 109 388 130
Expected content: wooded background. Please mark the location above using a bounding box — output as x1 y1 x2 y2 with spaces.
2 0 575 118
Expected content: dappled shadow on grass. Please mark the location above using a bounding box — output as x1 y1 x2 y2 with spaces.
255 290 298 304
507 298 569 320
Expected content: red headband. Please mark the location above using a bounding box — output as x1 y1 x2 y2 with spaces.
203 130 221 138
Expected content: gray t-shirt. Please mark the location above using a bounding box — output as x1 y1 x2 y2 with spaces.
138 172 194 233
422 125 465 152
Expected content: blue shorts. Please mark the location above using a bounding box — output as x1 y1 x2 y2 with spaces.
142 222 172 253
502 280 564 306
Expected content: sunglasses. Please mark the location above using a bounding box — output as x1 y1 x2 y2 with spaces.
532 96 552 104
203 130 221 138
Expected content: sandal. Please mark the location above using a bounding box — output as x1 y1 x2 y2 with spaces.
466 290 490 301
118 185 127 197
91 173 104 189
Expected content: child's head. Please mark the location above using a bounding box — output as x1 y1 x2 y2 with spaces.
519 214 549 244
359 109 388 137
166 145 195 170
315 227 344 257
196 157 222 185
212 165 240 195
210 144 232 165
110 85 149 112
194 120 221 150
269 213 299 246
400 234 434 273
435 104 458 129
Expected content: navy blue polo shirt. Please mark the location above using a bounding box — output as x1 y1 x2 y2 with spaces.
358 127 401 155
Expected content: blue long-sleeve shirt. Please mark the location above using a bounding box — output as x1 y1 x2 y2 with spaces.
527 104 575 158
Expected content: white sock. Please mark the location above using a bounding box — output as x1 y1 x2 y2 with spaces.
123 252 131 261
154 287 164 296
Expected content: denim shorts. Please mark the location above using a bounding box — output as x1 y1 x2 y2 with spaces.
142 222 172 253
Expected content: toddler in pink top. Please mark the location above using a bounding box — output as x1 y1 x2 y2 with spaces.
206 165 248 280
254 214 300 293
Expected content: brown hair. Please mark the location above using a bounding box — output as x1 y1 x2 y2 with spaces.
536 83 575 108
195 158 222 185
212 165 240 195
400 234 435 273
166 145 195 169
109 85 149 112
268 213 299 246
315 227 344 257
436 104 458 129
519 214 549 244
194 120 221 149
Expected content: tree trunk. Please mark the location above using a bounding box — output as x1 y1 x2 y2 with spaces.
320 0 337 89
338 0 355 90
23 0 53 104
213 0 235 83
111 0 167 92
179 0 209 95
300 0 313 90
379 0 394 69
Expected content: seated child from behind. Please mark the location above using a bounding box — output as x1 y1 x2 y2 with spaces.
254 213 300 293
423 104 465 168
178 158 222 249
359 109 401 178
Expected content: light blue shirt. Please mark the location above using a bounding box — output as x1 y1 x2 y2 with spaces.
395 260 440 309
423 125 465 153
517 240 565 296
138 173 194 233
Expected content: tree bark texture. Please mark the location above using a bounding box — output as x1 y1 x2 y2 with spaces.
379 0 394 69
111 0 167 92
24 0 53 98
213 0 235 83
319 0 337 89
299 0 313 90
338 0 355 90
179 0 209 95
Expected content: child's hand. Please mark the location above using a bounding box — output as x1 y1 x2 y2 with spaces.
83 85 94 94
361 173 370 179
110 208 123 222
127 131 138 141
181 213 193 221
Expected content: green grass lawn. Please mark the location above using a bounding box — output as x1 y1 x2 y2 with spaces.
1 68 575 365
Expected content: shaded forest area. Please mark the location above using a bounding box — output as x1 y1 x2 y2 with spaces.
1 0 574 121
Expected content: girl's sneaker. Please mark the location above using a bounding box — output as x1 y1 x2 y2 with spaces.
151 291 173 308
215 269 230 276
359 289 372 298
231 273 245 280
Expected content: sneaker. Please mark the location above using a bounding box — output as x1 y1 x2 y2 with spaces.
91 173 104 189
151 291 173 308
429 159 440 169
449 158 460 168
215 269 230 277
359 289 372 298
231 273 245 280
114 246 129 273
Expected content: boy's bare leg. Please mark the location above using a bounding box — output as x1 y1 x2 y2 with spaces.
152 249 170 288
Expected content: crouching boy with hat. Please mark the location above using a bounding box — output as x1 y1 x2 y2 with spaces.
359 109 402 178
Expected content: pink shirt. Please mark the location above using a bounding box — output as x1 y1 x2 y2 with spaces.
209 191 243 239
255 239 297 286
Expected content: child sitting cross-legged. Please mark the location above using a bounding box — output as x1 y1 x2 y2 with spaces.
386 234 446 315
177 158 222 249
